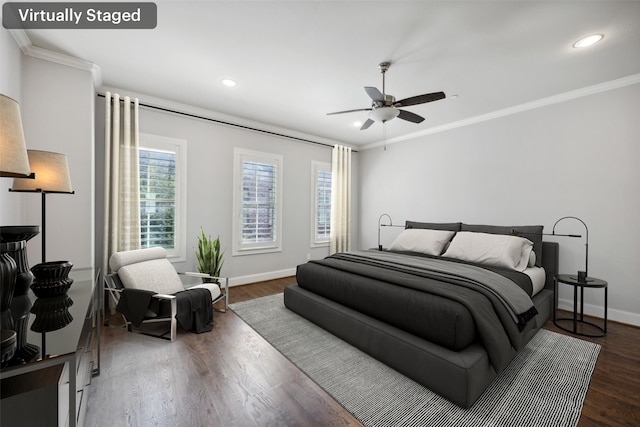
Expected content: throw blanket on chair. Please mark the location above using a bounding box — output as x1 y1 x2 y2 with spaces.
116 288 156 327
175 288 214 333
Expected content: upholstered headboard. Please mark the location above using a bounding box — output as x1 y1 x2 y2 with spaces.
541 241 559 291
403 220 558 289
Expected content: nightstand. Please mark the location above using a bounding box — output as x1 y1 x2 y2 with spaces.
554 274 607 337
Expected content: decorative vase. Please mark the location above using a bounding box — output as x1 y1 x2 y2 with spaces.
0 226 39 296
0 226 41 365
31 261 74 298
30 294 74 333
1 329 16 367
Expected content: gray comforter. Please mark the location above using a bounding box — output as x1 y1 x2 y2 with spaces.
301 250 538 372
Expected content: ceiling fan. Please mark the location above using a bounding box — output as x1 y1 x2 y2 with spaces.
327 61 446 130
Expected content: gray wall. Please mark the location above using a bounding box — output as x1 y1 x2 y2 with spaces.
95 95 359 284
1 30 96 280
358 83 640 325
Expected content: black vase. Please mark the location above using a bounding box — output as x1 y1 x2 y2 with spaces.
30 294 74 333
31 261 74 298
0 226 39 297
0 226 40 365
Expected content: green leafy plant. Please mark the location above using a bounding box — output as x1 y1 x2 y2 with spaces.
195 228 224 283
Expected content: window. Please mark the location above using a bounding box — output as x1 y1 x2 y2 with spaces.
311 161 332 246
233 148 283 255
139 134 187 261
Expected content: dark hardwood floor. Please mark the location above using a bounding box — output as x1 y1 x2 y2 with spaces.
86 277 639 427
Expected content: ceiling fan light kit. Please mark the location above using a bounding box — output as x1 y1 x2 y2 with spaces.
369 106 400 123
327 61 446 130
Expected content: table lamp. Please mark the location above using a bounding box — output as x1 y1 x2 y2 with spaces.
552 216 592 283
10 150 75 262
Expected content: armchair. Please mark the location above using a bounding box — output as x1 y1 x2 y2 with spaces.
104 247 228 342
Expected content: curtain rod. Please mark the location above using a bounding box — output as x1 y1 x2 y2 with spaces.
96 93 354 151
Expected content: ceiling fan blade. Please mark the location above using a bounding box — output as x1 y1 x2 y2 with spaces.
394 91 446 107
397 109 425 123
327 108 372 116
360 118 375 130
364 87 384 102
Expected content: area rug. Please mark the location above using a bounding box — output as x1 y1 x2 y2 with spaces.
231 294 600 427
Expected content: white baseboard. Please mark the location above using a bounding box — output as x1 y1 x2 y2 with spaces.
557 297 640 327
228 268 296 287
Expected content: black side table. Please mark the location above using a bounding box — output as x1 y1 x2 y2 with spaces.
554 274 607 337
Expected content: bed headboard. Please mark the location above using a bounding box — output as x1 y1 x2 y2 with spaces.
541 241 559 290
402 220 559 290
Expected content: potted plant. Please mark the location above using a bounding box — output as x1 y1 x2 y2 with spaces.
195 228 224 283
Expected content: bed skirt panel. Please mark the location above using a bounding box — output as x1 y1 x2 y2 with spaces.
284 284 498 408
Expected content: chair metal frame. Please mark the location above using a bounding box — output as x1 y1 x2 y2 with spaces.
103 272 229 342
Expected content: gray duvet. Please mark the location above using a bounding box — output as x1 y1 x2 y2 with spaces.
296 250 539 372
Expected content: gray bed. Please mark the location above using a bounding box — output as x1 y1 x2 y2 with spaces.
284 221 558 408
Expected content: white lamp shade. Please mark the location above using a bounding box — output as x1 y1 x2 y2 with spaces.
369 107 400 123
11 150 73 193
0 94 31 177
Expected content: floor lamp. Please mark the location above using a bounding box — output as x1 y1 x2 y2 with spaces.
10 150 74 262
1 93 34 366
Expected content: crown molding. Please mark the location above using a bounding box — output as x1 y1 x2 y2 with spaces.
9 28 103 87
362 73 640 151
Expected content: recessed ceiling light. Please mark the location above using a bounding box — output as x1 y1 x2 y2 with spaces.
353 121 362 127
221 79 237 87
573 34 603 49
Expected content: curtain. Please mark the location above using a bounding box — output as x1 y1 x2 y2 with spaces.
330 144 352 254
102 92 141 274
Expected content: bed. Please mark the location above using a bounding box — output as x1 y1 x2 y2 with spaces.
284 221 558 408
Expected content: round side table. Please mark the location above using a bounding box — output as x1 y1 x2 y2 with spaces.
554 274 607 337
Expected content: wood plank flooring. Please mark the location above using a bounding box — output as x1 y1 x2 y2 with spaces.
86 277 639 427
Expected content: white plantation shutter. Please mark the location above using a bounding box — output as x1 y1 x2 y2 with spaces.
242 160 277 243
233 149 283 255
136 134 187 261
139 148 176 249
311 161 332 245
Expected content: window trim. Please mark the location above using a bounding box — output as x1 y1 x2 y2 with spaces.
139 133 187 262
232 148 283 256
310 160 331 248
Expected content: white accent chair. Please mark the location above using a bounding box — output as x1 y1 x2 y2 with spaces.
105 247 227 341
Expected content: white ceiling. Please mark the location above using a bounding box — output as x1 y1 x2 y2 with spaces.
16 1 640 147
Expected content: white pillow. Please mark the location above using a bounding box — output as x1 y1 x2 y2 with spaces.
442 231 533 271
388 229 455 256
118 258 185 295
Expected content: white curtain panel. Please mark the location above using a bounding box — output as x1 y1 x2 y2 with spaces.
330 144 352 254
103 92 141 274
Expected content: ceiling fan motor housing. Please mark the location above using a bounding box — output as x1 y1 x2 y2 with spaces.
385 94 395 105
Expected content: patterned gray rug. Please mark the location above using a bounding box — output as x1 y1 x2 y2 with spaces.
231 293 600 427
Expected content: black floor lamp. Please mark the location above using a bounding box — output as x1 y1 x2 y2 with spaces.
1 93 34 366
10 150 74 262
